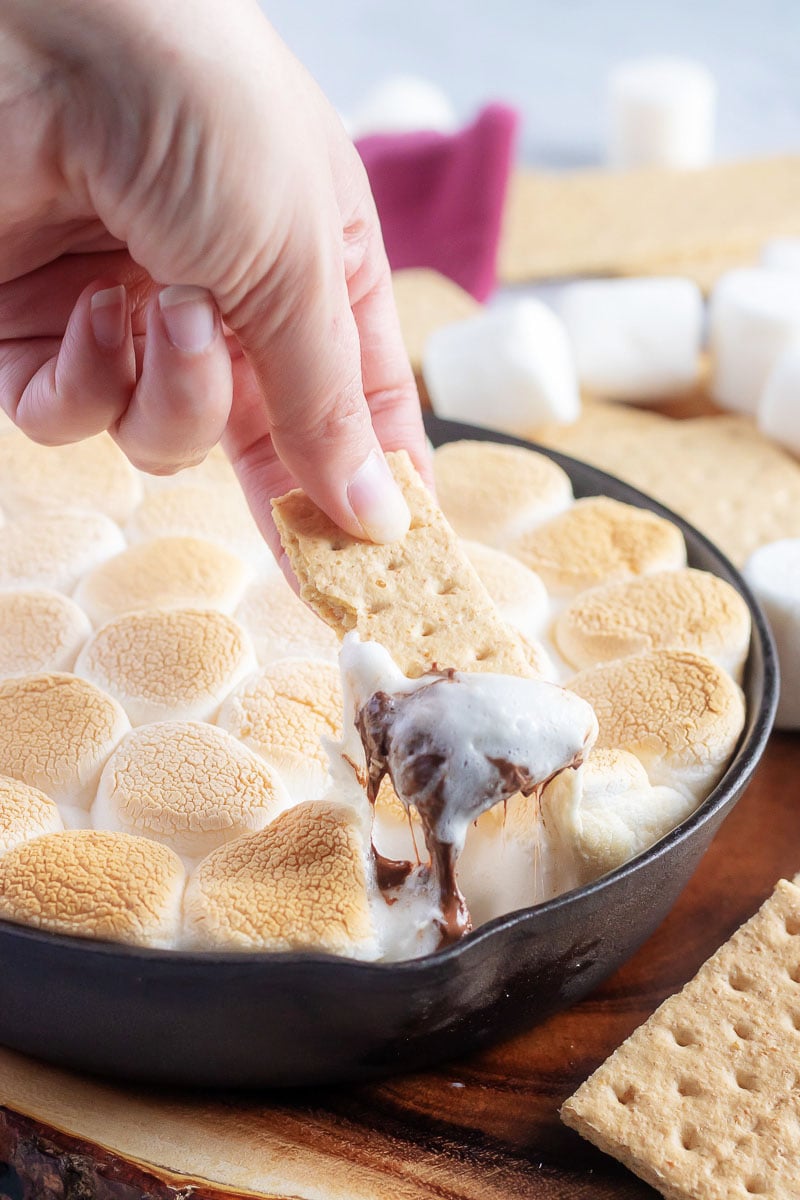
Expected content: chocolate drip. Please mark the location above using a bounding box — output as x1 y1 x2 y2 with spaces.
355 682 472 946
374 853 414 891
353 674 590 950
355 693 415 894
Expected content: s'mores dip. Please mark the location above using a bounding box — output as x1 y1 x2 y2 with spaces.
0 434 749 961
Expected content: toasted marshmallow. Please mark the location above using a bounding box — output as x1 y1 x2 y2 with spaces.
433 440 573 547
510 496 686 596
709 269 800 415
348 75 457 137
569 650 745 801
74 536 249 626
0 775 64 856
126 484 274 577
559 277 703 401
423 300 580 436
0 590 91 679
93 721 289 862
544 748 699 884
75 608 256 726
0 673 129 809
0 434 142 523
139 443 237 492
0 829 185 948
743 539 800 729
0 510 126 595
216 659 342 801
517 631 558 680
235 574 339 667
607 57 716 169
462 540 549 641
183 800 377 958
758 344 800 456
555 568 751 681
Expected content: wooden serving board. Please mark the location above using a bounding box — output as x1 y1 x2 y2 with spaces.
0 730 797 1200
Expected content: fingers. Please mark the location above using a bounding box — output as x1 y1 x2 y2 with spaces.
0 279 233 471
342 188 433 492
7 281 136 443
0 251 152 337
223 347 297 562
113 285 233 473
224 198 411 546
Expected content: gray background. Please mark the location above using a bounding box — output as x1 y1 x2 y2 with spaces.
262 0 800 165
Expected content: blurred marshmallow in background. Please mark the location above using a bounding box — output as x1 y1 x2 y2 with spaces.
422 299 580 435
743 539 800 729
761 239 800 275
347 74 458 137
709 269 800 415
607 56 717 169
758 345 800 456
558 277 704 402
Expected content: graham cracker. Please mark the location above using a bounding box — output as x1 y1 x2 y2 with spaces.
392 269 480 374
500 157 800 285
534 406 800 567
272 450 533 679
561 878 800 1199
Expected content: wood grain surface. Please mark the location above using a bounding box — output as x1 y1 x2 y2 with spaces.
1 731 797 1200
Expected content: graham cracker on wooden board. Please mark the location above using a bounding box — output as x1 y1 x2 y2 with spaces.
561 878 800 1200
533 403 800 567
392 269 480 373
499 157 800 287
271 449 532 679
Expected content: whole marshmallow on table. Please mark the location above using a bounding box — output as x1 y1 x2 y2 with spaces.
422 299 580 436
347 75 457 138
743 539 800 729
758 345 800 455
761 239 800 275
558 277 703 401
709 269 800 415
607 57 716 169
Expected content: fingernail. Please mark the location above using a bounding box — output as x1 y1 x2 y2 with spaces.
90 285 127 349
158 285 216 352
348 450 411 543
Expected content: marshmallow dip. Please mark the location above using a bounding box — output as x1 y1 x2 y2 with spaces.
333 635 598 950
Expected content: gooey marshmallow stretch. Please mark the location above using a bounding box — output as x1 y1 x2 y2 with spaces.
334 636 598 945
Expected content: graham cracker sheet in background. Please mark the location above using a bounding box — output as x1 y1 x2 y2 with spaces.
532 401 800 568
499 156 800 288
562 878 800 1200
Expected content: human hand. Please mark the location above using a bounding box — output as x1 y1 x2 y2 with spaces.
0 0 428 554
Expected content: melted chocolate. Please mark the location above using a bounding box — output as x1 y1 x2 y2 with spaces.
354 677 589 950
355 682 473 946
374 854 414 891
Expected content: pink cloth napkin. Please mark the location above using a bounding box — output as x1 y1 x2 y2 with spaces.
356 103 520 303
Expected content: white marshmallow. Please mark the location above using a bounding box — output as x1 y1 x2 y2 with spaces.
743 539 800 729
710 269 800 415
423 300 580 436
559 277 703 401
607 57 716 169
758 345 800 455
761 239 800 275
348 75 457 138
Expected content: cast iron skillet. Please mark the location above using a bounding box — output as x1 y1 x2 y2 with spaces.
0 416 778 1088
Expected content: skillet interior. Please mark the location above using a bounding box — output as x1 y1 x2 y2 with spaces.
0 415 778 1087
